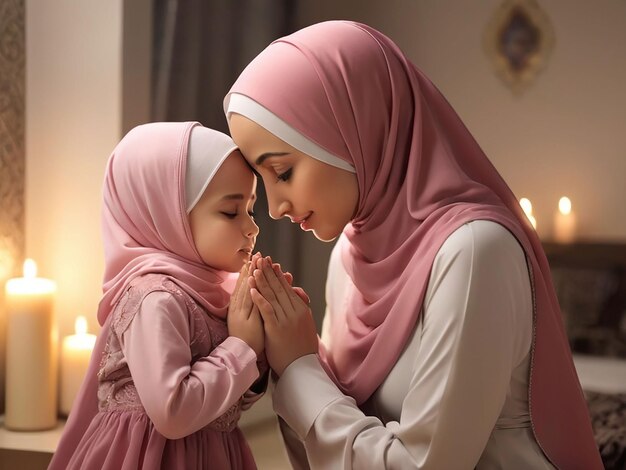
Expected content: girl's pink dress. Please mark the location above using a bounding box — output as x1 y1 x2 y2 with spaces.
60 274 263 469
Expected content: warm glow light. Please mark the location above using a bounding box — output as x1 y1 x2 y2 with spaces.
61 315 96 415
23 258 37 279
519 198 533 216
4 257 57 430
6 259 56 295
66 316 96 351
0 248 12 281
75 316 88 336
519 198 536 229
558 197 572 215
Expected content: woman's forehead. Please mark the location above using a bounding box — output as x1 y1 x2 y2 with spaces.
230 114 282 146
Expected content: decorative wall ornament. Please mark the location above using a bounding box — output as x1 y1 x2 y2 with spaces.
0 0 26 414
484 0 555 94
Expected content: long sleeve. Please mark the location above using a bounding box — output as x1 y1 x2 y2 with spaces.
121 291 259 439
242 354 270 410
273 221 546 469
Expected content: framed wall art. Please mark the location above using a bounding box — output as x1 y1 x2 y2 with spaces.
484 0 555 94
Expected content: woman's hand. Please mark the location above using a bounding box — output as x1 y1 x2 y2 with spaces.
249 257 318 376
270 264 310 305
227 254 264 356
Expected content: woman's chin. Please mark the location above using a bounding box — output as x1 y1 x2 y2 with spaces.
312 227 340 243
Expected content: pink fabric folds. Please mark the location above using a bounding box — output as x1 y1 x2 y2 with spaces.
99 121 236 324
225 21 601 469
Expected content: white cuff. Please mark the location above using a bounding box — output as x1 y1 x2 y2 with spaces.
273 354 345 439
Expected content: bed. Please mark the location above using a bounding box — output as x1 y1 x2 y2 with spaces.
544 241 626 469
573 355 626 469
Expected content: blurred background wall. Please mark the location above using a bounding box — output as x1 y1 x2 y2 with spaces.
2 0 625 345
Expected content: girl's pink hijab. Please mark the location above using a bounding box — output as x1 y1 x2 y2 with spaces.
225 21 601 469
50 122 237 468
98 121 235 323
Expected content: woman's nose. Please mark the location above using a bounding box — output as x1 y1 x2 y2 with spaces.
269 201 292 220
268 194 291 220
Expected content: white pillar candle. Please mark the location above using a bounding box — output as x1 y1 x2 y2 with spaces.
553 196 577 243
4 259 58 430
60 316 96 416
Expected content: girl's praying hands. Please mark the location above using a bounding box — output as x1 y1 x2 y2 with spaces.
249 257 318 376
228 254 264 356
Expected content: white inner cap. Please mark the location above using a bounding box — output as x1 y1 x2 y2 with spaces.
225 93 355 173
185 126 238 213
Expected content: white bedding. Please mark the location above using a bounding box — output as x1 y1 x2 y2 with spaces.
573 354 626 394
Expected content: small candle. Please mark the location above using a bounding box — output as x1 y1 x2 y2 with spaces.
4 259 58 430
519 197 537 230
60 316 96 416
553 196 577 243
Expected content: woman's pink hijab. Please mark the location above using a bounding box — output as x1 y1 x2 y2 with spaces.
225 21 601 469
50 122 237 468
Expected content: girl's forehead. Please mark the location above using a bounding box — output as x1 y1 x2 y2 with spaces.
204 152 256 198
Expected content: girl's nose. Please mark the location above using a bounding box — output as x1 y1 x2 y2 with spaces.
246 218 260 238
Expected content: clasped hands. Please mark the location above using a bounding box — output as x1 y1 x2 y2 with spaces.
227 253 319 377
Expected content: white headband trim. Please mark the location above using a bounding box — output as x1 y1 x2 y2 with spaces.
225 93 355 173
186 127 238 213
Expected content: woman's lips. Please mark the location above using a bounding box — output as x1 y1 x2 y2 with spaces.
289 212 313 230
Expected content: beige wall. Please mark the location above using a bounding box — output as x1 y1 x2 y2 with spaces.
25 0 152 338
25 1 626 339
298 0 626 241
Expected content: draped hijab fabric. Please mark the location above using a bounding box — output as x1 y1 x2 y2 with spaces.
225 21 601 469
98 121 237 323
50 122 239 468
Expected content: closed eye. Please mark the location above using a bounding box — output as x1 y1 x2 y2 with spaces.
277 168 292 182
221 211 256 219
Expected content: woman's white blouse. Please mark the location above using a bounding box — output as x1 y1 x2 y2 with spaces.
272 220 555 469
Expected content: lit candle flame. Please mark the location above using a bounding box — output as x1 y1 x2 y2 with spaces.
75 316 88 336
519 198 536 229
558 197 572 215
23 258 37 279
519 198 533 216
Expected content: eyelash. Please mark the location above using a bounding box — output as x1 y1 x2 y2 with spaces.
221 211 256 219
277 168 292 182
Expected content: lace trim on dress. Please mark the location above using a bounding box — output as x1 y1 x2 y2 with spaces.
97 274 244 431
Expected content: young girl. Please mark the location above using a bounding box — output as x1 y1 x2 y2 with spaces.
49 122 266 470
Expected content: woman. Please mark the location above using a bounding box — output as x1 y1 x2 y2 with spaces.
224 21 601 469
